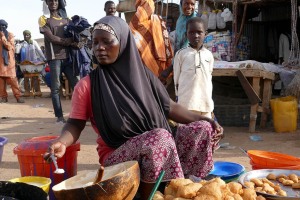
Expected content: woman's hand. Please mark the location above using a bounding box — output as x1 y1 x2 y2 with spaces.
211 121 224 143
43 141 67 163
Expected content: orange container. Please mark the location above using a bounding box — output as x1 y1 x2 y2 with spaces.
250 160 300 170
248 150 300 167
13 135 80 200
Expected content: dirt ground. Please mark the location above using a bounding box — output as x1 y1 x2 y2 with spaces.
0 84 300 182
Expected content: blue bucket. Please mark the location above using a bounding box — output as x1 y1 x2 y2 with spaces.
0 136 8 162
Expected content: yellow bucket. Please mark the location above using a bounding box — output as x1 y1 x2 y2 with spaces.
270 96 298 133
9 176 51 194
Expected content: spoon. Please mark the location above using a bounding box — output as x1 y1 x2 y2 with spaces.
239 147 254 162
50 154 65 174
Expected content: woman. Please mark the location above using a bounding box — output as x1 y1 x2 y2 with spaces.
44 16 223 199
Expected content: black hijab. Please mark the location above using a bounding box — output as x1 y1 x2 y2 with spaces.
90 16 171 148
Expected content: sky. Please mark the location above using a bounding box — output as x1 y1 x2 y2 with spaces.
0 0 120 40
1 0 181 40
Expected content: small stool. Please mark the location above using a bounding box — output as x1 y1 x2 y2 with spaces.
23 73 42 97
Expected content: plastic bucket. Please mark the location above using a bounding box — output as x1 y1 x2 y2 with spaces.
13 136 80 200
270 96 298 132
0 136 8 162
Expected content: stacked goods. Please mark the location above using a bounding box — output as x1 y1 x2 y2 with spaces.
153 177 266 200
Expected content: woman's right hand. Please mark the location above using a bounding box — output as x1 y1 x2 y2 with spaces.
43 141 67 163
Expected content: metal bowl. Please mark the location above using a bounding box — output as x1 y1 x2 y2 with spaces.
19 64 44 74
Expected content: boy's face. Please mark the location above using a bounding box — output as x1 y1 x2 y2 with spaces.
105 3 116 16
181 0 195 16
187 21 206 50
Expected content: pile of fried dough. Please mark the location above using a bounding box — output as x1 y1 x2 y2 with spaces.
245 173 300 196
153 177 266 200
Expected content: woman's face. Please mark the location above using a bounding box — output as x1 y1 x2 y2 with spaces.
181 0 195 16
92 29 120 65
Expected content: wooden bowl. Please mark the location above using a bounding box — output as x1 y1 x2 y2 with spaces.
52 161 140 200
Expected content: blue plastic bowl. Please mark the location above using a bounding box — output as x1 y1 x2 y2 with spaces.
209 161 245 181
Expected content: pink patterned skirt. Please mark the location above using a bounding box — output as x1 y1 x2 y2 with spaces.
104 120 217 183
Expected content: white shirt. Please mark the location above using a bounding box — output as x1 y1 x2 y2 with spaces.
279 33 291 63
173 46 214 112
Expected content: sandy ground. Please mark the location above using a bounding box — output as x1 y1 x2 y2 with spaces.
0 84 300 182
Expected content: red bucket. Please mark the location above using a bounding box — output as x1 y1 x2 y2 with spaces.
13 135 80 199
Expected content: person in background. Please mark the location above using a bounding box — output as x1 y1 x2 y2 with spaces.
173 17 214 119
166 17 176 53
44 16 223 200
18 30 46 97
0 19 25 103
104 1 116 16
39 0 79 123
129 0 173 79
40 46 45 55
159 0 197 82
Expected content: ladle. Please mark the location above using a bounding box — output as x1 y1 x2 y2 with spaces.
50 154 65 174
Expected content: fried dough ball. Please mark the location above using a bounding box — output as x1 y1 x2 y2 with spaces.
256 195 266 200
164 194 175 200
282 179 294 186
176 182 202 199
169 178 193 190
292 182 300 189
227 182 243 194
277 174 288 180
164 184 177 196
261 178 275 187
266 173 276 180
273 183 282 192
244 181 255 189
197 181 222 200
223 194 243 200
250 178 263 187
262 183 276 194
277 177 286 183
277 189 287 196
194 194 218 200
289 174 299 183
241 188 257 200
153 191 164 200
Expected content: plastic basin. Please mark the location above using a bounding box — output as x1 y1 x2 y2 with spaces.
209 161 245 181
9 176 51 194
247 150 300 167
250 160 300 170
0 136 8 163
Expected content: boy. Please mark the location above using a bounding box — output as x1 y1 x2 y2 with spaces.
173 17 214 118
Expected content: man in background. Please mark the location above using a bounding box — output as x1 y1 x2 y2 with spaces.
104 1 116 16
0 19 25 103
39 0 79 123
